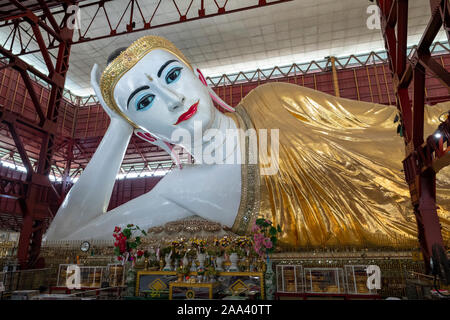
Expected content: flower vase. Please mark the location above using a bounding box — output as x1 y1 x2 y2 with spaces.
190 257 197 272
124 261 136 297
163 254 172 271
197 253 206 269
134 257 145 270
228 253 239 272
264 254 275 300
182 255 189 268
249 258 255 272
215 256 224 272
242 257 250 272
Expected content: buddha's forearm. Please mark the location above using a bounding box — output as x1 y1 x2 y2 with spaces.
70 118 132 210
62 193 193 240
45 118 132 239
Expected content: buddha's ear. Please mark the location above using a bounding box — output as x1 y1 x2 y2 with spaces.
134 128 183 170
194 67 235 113
91 64 127 121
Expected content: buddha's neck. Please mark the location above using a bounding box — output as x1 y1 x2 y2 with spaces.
187 110 239 164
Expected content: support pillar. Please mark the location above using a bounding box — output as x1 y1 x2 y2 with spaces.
330 56 340 97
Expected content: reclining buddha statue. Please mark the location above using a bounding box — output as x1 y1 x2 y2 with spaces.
44 35 450 248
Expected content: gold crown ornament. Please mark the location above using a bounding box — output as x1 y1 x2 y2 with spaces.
100 35 193 128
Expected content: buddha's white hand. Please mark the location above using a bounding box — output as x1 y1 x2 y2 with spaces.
91 63 129 123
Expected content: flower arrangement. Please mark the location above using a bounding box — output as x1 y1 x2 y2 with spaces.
197 267 205 276
225 245 245 256
190 238 207 253
113 224 148 263
235 236 252 248
217 236 251 257
171 239 186 250
251 218 282 259
207 246 224 257
205 266 218 278
218 236 231 248
176 265 190 276
235 236 252 257
206 239 225 257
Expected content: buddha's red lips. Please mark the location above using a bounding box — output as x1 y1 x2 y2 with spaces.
174 101 199 125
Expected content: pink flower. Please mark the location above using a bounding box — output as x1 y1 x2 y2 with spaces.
251 223 260 233
264 238 273 249
253 233 264 242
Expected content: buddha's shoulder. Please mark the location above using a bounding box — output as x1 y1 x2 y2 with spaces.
239 82 314 105
232 82 302 123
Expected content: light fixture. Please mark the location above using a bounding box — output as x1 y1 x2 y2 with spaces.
434 132 442 139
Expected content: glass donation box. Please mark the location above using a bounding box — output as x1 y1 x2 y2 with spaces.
304 268 345 294
276 265 303 293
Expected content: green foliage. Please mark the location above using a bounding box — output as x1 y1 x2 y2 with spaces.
184 249 195 258
176 265 190 275
269 226 277 236
122 228 132 239
206 266 218 277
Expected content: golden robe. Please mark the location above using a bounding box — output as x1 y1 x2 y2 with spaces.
230 82 450 248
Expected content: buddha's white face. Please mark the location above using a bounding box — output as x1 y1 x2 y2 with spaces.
113 49 215 142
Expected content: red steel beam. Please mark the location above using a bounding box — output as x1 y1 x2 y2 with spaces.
5 121 33 180
60 138 73 201
0 3 76 269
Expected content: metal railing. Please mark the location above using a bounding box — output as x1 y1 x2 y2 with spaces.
0 268 52 294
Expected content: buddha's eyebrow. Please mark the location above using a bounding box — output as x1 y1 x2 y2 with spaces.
158 59 178 77
127 85 150 108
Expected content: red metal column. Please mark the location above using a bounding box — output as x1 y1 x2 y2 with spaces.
377 0 450 281
18 28 73 269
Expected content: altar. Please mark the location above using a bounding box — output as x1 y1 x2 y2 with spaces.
135 271 265 300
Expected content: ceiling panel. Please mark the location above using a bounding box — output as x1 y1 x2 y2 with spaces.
0 0 447 97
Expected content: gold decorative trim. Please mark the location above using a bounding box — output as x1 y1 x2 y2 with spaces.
229 106 261 235
147 217 224 234
169 282 219 300
100 35 193 129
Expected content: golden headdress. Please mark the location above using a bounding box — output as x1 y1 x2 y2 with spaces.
100 35 192 128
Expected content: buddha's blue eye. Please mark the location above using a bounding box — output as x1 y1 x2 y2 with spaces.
136 94 155 111
165 67 182 84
